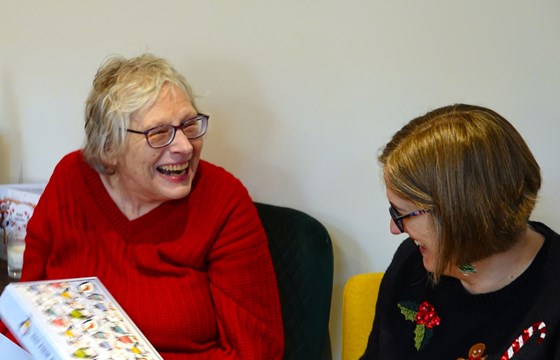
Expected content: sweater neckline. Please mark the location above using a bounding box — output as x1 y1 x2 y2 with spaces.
78 153 180 240
436 222 553 310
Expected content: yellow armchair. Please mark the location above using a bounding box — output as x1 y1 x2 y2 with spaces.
342 272 384 360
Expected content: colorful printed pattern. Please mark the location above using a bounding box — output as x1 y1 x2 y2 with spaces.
20 279 160 359
398 300 441 350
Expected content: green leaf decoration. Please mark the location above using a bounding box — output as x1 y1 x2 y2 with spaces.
414 324 425 350
458 263 477 274
398 303 417 322
398 300 441 351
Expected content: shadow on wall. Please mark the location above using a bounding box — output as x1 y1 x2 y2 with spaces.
0 72 23 184
326 222 375 359
188 58 273 169
187 58 305 204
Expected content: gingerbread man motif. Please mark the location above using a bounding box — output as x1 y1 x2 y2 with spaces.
457 342 488 360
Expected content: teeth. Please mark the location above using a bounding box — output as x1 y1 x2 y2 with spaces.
157 163 189 176
159 163 188 172
414 240 420 246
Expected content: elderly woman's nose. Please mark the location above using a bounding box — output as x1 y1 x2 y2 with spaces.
170 129 194 150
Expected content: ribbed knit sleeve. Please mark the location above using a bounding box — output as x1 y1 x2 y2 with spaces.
205 185 284 359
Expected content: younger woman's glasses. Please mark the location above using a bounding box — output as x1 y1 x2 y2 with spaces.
389 205 430 233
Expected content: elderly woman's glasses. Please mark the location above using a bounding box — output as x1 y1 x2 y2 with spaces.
389 205 430 233
126 114 209 149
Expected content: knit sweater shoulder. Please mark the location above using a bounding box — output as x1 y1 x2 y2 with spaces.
361 221 560 360
12 150 284 359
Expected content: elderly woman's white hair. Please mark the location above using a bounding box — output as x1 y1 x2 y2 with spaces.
83 53 198 174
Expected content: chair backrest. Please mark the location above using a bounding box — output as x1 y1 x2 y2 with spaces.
255 202 333 360
342 272 384 360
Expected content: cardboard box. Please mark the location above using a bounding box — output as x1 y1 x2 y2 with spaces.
0 184 45 260
0 277 163 360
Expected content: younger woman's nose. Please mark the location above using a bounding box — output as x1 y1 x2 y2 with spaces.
390 219 401 235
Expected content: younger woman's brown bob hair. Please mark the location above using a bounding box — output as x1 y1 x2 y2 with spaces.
379 104 541 281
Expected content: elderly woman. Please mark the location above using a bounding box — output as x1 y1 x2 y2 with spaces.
361 104 560 359
9 54 284 359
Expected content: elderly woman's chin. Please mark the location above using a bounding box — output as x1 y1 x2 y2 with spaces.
155 173 195 200
160 183 193 201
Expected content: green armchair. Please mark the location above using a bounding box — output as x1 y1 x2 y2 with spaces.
255 202 333 360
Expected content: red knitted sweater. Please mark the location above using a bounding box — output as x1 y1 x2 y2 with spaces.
2 150 284 359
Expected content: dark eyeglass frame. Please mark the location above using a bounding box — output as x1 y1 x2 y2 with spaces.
126 113 209 149
389 205 430 233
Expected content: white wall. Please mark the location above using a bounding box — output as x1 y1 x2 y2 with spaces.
1 1 559 357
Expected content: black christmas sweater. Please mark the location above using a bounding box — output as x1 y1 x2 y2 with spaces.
361 221 560 360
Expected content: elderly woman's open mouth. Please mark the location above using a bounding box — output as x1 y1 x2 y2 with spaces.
157 163 188 176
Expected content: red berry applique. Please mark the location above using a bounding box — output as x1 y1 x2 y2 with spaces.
398 300 441 350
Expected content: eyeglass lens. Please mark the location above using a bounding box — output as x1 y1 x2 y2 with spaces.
389 206 405 232
147 116 207 148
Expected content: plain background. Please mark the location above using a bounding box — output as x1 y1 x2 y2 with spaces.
1 1 559 358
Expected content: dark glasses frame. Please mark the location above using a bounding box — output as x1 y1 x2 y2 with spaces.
389 205 430 233
126 113 209 149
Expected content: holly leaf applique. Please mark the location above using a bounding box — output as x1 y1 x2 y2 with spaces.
398 300 440 351
414 323 425 350
398 302 417 321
